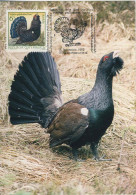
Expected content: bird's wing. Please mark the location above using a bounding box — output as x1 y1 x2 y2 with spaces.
48 101 89 147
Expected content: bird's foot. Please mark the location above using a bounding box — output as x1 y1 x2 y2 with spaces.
71 148 85 162
91 143 112 162
69 155 85 162
74 157 85 162
94 155 112 162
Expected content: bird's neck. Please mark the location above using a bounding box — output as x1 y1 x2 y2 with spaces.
92 70 113 109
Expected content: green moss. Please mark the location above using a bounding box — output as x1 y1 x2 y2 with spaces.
0 173 16 187
11 191 33 195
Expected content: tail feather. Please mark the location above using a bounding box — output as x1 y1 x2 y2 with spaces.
27 52 61 93
9 109 39 119
9 100 37 115
32 53 54 92
27 53 53 93
9 90 34 107
17 65 42 97
8 52 62 127
10 118 40 125
48 55 61 91
44 53 61 91
22 58 40 86
11 80 37 101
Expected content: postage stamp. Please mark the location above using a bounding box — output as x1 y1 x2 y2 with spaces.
6 10 48 52
49 8 96 55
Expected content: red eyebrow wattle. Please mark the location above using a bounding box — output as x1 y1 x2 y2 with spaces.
103 56 109 61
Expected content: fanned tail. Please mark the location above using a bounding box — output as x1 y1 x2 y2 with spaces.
8 52 62 128
10 16 27 38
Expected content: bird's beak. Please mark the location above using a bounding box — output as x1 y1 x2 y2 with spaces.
113 51 119 59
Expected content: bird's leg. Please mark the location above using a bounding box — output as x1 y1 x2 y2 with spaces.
72 148 85 162
90 142 99 160
90 142 112 161
72 148 78 161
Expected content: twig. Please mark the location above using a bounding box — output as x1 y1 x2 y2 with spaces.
117 111 136 171
117 128 126 171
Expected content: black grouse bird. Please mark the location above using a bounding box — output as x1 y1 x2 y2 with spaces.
10 14 41 44
8 52 123 161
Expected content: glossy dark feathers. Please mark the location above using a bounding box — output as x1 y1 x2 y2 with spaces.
8 52 62 128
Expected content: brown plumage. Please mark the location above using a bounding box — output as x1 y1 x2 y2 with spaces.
48 101 89 148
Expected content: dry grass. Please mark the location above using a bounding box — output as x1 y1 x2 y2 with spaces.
0 76 136 194
0 1 136 195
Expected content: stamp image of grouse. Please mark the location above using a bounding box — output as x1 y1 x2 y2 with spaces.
54 17 87 46
10 14 41 44
8 52 123 161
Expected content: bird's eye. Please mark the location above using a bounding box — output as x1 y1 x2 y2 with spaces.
103 56 109 62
